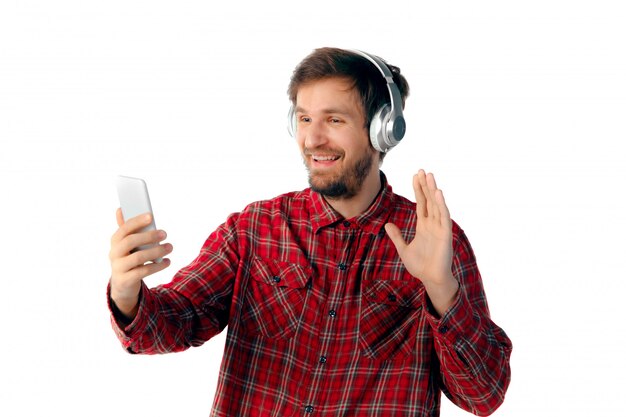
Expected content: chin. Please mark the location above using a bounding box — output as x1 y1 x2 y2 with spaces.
309 175 356 199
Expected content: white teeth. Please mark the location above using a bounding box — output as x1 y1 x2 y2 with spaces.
313 155 339 161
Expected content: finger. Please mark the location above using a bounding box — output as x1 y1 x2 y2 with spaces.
111 212 153 245
426 171 438 191
111 229 167 261
425 173 439 221
128 242 173 268
435 189 452 229
116 208 125 227
115 242 173 273
123 258 172 283
384 223 408 254
413 171 427 219
418 171 435 220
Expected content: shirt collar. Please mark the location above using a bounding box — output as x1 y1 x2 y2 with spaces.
308 171 395 235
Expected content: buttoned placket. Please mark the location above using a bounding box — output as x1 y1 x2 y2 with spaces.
302 225 357 415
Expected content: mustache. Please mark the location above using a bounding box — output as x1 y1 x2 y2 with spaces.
303 147 345 157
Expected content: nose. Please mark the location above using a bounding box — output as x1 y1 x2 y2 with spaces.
301 119 329 149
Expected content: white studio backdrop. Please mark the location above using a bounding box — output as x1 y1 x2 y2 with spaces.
1 1 625 416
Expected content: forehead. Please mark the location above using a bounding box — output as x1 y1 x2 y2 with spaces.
295 77 363 113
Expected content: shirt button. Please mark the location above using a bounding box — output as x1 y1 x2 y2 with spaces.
304 405 314 413
343 221 351 227
440 325 449 334
329 310 337 318
319 355 327 364
338 263 347 271
272 276 281 284
388 294 397 302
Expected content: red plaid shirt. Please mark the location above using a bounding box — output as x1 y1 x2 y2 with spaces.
109 173 512 416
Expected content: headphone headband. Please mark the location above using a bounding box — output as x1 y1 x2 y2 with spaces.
348 50 404 124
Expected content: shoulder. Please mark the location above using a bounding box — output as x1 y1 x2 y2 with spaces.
231 189 311 228
242 189 309 215
207 189 310 247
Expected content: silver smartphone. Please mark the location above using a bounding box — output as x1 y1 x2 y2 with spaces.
116 175 162 263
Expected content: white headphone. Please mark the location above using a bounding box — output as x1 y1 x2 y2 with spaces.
287 49 406 153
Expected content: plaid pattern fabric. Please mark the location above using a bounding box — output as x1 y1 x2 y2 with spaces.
109 173 512 416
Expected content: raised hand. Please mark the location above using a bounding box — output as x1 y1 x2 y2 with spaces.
109 208 173 319
384 170 459 316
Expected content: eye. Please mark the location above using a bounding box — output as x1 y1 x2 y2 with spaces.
299 116 311 123
329 117 342 124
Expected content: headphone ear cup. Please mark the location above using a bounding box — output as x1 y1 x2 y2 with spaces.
369 104 391 153
287 106 297 137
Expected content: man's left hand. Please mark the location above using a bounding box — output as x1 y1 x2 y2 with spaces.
384 170 459 316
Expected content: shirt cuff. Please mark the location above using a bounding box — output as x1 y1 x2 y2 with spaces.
106 281 150 352
423 286 491 380
423 286 477 346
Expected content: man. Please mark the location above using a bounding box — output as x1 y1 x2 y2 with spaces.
108 47 512 416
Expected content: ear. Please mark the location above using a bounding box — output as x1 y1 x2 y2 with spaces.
287 105 297 137
369 103 391 152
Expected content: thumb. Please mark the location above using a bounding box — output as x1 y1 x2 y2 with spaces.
384 223 407 253
116 208 125 227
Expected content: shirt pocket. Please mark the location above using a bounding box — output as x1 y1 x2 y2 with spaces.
359 279 425 361
240 256 311 339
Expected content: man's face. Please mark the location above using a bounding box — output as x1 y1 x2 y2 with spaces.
294 77 378 199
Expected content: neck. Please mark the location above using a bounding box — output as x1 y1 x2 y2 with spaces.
324 168 382 219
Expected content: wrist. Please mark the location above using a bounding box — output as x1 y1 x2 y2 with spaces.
110 281 141 320
113 298 139 319
422 274 459 318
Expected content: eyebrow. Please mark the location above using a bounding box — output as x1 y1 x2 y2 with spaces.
294 106 353 116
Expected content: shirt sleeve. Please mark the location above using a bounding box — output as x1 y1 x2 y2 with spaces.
422 224 513 416
107 212 241 355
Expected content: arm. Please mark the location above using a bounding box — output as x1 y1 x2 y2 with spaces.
426 227 512 416
108 209 239 354
385 171 512 416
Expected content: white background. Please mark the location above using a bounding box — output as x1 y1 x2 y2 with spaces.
1 1 625 416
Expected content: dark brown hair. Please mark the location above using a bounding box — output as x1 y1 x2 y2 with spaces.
287 47 410 129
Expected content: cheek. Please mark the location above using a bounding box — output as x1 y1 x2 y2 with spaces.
349 134 375 156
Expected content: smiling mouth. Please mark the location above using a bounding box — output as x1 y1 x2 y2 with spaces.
312 155 340 162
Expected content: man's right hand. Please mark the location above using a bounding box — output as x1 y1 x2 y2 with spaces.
109 208 173 320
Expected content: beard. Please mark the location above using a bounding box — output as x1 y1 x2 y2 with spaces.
304 147 376 199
